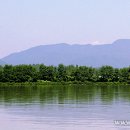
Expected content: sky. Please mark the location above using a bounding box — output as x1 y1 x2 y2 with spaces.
0 0 130 58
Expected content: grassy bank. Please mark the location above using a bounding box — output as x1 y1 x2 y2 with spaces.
0 81 129 87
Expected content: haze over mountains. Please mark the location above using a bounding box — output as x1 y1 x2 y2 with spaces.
0 60 6 65
1 39 130 68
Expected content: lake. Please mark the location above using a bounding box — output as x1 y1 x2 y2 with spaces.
0 83 130 130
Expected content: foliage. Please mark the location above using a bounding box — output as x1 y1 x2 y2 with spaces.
0 64 130 83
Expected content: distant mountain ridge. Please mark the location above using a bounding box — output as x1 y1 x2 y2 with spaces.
1 39 130 68
0 60 6 65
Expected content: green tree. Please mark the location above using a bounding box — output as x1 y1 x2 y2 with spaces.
66 65 76 81
99 66 114 82
3 65 14 82
112 68 120 82
119 67 129 82
57 64 67 81
39 64 56 81
13 65 37 82
0 66 3 82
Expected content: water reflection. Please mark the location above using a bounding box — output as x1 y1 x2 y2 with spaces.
0 84 130 105
0 84 130 130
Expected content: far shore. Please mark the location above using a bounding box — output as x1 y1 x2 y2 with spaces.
0 81 129 87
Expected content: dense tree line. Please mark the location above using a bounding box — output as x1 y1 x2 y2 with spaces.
0 64 130 83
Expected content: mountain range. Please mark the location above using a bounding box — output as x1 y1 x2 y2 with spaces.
0 60 6 65
1 39 130 68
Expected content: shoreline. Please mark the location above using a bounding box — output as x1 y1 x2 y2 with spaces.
0 81 129 87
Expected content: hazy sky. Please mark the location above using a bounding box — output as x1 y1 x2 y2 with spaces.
0 0 130 58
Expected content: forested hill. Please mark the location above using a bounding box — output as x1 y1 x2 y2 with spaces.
1 39 130 68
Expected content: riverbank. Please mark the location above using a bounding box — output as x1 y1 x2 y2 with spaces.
0 81 129 87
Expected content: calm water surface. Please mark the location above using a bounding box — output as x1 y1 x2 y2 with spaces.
0 84 130 130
